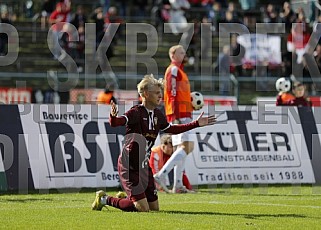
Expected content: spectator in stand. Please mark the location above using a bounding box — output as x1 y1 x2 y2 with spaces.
90 6 116 71
41 0 56 30
133 0 148 18
49 2 71 59
208 2 225 33
295 7 307 22
199 16 212 62
168 0 190 34
63 0 72 22
91 7 105 45
151 0 171 34
312 15 321 36
68 5 86 71
58 23 71 55
220 10 241 24
287 22 310 65
302 53 316 95
310 0 321 24
24 0 35 18
287 81 312 107
76 25 85 72
227 2 242 23
264 4 279 23
218 10 241 35
149 134 192 192
314 44 321 71
201 0 215 19
103 6 124 61
217 0 228 8
105 6 123 24
70 5 87 30
58 23 77 67
279 2 296 33
216 45 231 96
58 22 83 71
283 8 308 78
230 34 245 77
184 18 200 66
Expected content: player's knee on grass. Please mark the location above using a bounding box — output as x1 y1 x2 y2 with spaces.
134 199 150 212
148 200 159 211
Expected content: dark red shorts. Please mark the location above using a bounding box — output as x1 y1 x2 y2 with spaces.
118 156 158 202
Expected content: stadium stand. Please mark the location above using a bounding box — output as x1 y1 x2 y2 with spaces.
0 0 320 103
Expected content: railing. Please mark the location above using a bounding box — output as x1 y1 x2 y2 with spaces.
230 74 239 103
31 12 40 43
2 71 319 104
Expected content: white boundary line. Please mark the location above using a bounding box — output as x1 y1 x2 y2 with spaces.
166 200 321 209
210 201 321 209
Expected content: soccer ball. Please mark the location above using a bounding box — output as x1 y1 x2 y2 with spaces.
275 77 291 92
191 91 204 110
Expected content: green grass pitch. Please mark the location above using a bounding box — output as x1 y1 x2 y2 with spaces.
1 185 321 230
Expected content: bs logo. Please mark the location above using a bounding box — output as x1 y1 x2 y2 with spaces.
42 121 125 174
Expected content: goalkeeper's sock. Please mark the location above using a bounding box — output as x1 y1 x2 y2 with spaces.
106 196 137 212
182 173 192 190
173 153 187 188
157 147 187 177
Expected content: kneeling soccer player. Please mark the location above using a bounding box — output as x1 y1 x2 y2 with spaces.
92 74 216 212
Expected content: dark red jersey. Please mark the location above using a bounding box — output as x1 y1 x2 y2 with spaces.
118 104 170 170
110 104 199 171
288 97 312 107
276 93 295 106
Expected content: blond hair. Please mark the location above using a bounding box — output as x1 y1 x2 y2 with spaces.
169 45 184 59
160 134 172 145
137 74 164 97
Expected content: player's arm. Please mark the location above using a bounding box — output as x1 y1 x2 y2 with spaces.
109 100 126 126
111 96 117 104
167 66 179 119
163 112 216 134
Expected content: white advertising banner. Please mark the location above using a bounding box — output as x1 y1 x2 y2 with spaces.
237 34 282 65
17 104 316 189
185 106 316 184
19 104 121 189
186 106 315 184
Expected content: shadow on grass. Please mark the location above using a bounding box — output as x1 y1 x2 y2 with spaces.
159 210 307 219
0 198 54 203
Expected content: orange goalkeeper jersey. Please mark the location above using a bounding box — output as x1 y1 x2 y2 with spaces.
164 62 193 122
